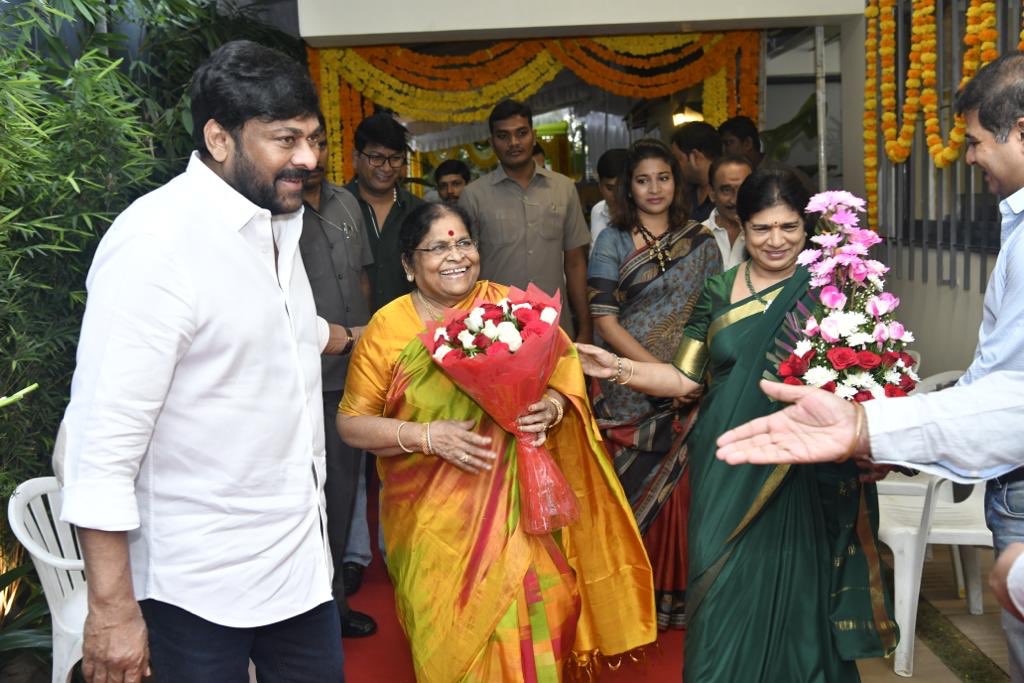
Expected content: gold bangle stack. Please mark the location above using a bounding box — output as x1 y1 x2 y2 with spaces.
837 402 866 463
612 356 636 386
544 395 564 427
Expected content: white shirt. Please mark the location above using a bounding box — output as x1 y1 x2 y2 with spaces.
867 370 1024 482
590 200 611 243
703 208 747 270
60 154 332 627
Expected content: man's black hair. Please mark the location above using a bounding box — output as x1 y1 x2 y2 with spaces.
434 159 471 184
354 113 410 153
718 116 761 151
190 40 319 159
955 51 1024 142
488 100 533 133
670 121 722 160
596 148 628 180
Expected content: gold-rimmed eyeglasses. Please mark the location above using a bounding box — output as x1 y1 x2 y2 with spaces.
412 238 478 258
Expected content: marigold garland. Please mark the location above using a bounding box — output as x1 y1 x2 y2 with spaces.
703 68 729 127
312 32 763 181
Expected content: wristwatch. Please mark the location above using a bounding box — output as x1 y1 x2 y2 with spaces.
341 326 355 355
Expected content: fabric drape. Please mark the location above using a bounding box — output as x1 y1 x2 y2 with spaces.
340 280 656 682
676 267 898 683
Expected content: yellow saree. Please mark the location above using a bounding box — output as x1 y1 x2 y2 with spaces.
340 280 655 682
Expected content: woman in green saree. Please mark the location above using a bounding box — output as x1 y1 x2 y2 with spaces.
578 167 897 682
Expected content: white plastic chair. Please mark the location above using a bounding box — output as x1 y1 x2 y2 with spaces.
8 477 86 683
877 477 992 676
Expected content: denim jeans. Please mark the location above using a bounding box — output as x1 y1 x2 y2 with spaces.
342 453 372 567
139 599 343 682
986 477 1024 683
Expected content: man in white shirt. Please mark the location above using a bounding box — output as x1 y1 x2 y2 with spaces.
60 41 347 682
589 148 628 242
703 154 753 270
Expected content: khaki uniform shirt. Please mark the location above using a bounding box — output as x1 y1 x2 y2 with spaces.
459 165 589 334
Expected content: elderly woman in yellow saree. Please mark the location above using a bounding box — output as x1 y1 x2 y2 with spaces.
337 202 655 682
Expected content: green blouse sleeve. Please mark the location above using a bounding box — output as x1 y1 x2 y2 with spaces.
672 279 715 382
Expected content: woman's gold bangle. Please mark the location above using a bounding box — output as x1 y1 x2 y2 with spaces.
544 395 564 427
619 358 636 386
396 421 414 453
424 421 434 455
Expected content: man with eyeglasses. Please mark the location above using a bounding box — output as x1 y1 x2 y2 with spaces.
345 113 425 312
299 112 377 639
459 99 593 342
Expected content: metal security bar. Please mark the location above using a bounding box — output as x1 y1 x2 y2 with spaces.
876 0 1023 292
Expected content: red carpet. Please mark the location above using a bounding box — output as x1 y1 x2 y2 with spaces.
344 471 684 681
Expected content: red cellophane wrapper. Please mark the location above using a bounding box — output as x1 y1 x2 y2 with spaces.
418 283 579 535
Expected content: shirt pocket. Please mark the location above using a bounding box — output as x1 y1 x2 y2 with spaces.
491 207 526 247
535 202 565 241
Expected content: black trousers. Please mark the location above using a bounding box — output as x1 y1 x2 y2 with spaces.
322 389 363 618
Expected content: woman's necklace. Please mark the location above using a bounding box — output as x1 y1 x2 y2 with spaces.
416 290 444 320
635 223 669 273
744 262 770 307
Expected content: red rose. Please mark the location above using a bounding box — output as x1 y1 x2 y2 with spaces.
899 352 916 368
473 333 492 350
441 347 465 365
856 350 882 370
853 390 875 402
884 384 908 397
826 347 859 370
898 373 916 393
513 306 540 326
779 353 810 378
445 319 467 340
799 348 817 362
485 342 511 356
783 376 804 386
821 381 837 393
880 351 900 367
521 319 549 339
480 305 504 323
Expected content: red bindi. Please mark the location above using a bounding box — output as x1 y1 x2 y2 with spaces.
448 230 454 236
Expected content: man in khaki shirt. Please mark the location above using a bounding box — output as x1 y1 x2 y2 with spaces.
459 99 592 341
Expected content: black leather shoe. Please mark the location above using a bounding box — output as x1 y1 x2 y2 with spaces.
342 561 365 596
340 609 377 638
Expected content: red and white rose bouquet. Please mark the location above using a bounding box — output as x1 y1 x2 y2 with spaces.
777 191 919 402
418 283 579 534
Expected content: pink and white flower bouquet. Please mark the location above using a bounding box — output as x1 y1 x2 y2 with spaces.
777 191 919 402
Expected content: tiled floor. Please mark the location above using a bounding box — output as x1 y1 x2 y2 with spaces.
858 545 1009 681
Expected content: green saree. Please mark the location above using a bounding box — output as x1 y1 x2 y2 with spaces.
673 267 898 682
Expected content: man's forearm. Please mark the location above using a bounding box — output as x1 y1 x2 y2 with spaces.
564 247 591 339
79 529 137 610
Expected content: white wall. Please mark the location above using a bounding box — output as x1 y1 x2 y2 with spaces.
299 0 864 46
885 247 985 376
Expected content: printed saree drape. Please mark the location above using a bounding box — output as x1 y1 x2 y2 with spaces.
673 267 898 682
340 280 656 682
588 223 721 630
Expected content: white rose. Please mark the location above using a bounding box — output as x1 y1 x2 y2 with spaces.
481 319 501 340
495 320 523 352
457 329 477 349
793 339 814 358
433 327 449 343
433 345 452 362
539 306 558 325
465 308 485 333
511 302 531 313
802 366 838 387
496 298 510 314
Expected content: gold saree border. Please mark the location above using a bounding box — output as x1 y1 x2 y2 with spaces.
725 464 791 543
706 286 783 350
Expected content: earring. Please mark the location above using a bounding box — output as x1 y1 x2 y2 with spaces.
406 273 414 282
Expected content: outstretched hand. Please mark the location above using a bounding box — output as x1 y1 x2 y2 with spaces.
576 343 618 379
716 379 867 465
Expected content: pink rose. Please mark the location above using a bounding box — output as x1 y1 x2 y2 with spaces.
803 316 820 337
485 342 511 356
819 285 847 310
819 316 842 343
888 321 907 340
872 322 890 343
866 293 900 317
848 260 870 282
